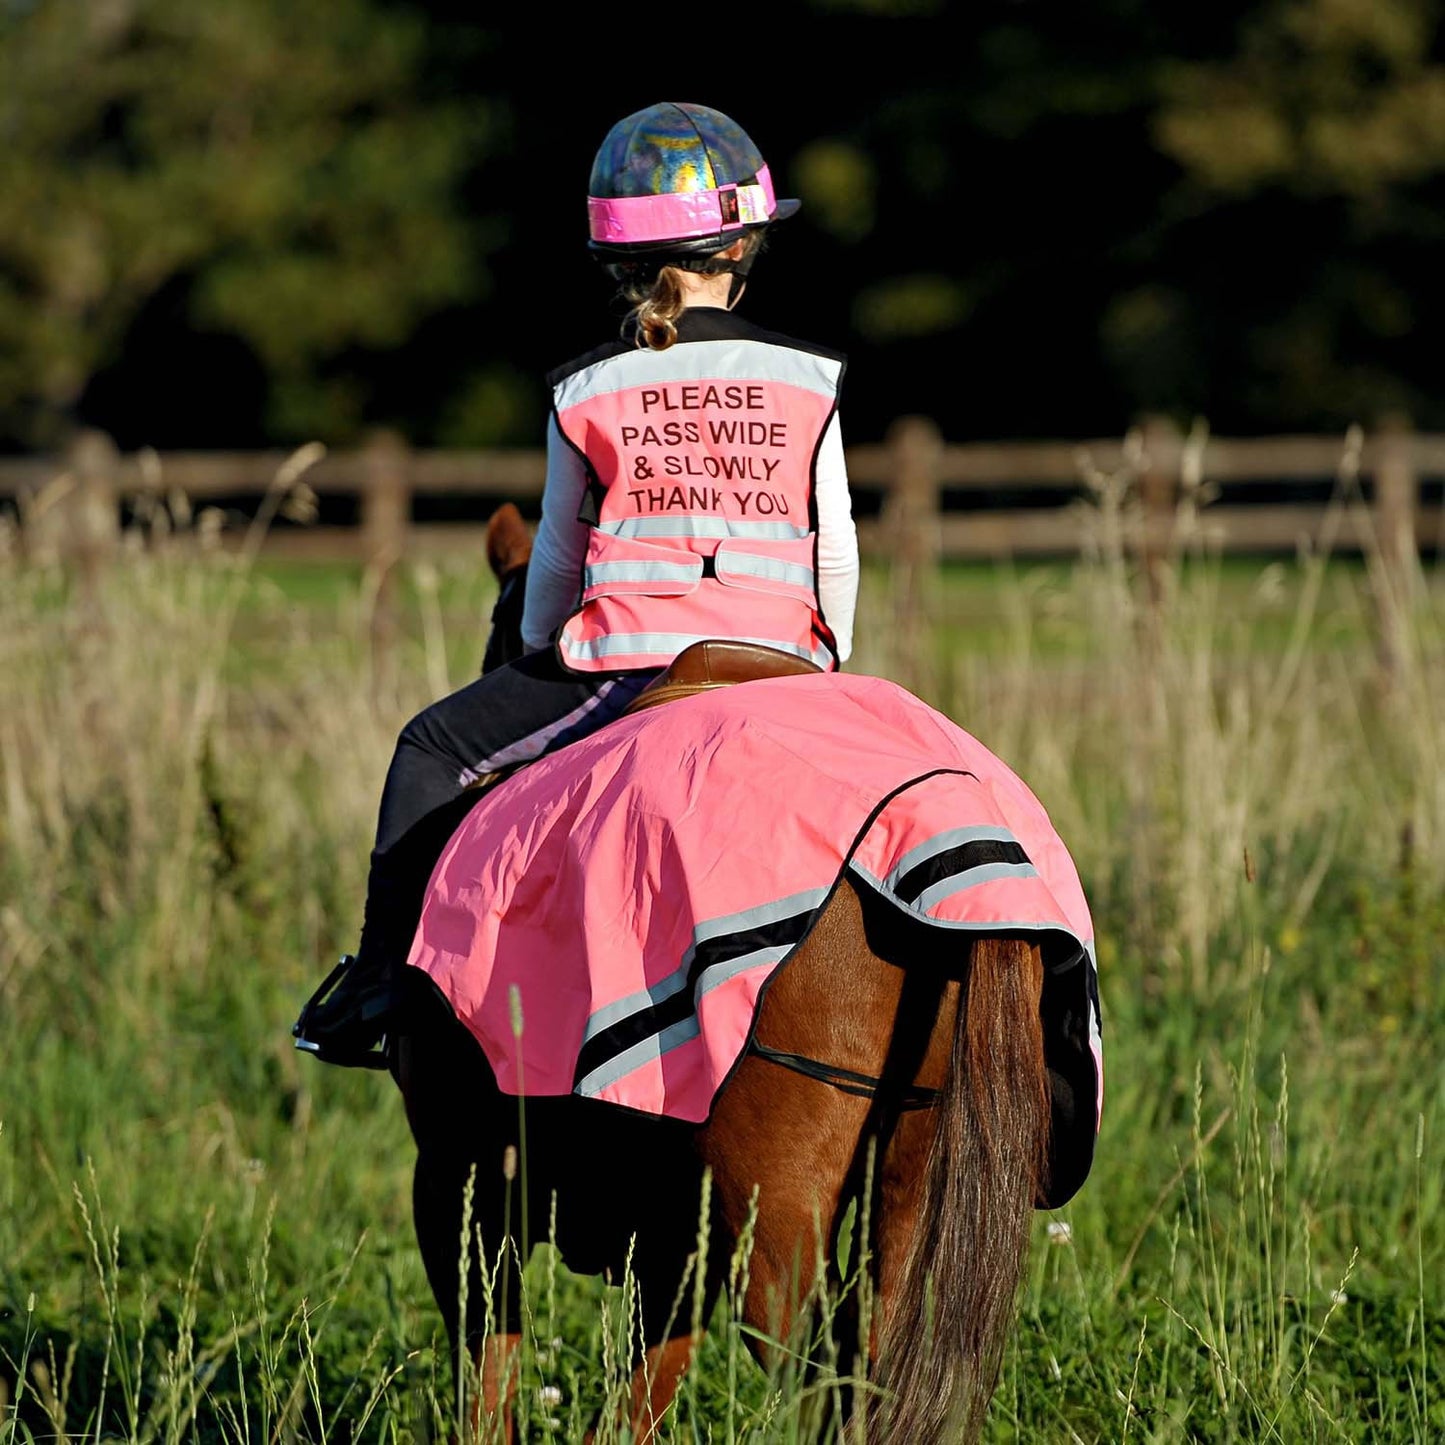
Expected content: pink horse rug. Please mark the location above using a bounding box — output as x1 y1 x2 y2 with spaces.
407 670 1103 1197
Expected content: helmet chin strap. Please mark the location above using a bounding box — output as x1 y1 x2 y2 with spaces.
724 241 759 306
604 230 762 299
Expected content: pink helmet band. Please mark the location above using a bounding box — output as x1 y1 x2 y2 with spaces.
588 165 780 246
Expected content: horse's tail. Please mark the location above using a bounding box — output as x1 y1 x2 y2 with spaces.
873 936 1050 1444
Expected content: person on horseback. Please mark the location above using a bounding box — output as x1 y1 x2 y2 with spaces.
293 100 860 1068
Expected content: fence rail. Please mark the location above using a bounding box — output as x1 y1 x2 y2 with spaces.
3 416 1442 575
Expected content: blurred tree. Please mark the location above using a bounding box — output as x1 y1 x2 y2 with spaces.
1157 0 1445 199
7 0 1445 452
0 0 484 447
1141 0 1445 428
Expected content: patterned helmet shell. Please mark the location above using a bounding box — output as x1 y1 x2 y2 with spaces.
587 102 800 258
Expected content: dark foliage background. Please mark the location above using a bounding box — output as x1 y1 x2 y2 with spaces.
5 0 1443 452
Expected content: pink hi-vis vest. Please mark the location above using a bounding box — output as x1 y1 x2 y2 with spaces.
408 672 1104 1208
551 332 844 674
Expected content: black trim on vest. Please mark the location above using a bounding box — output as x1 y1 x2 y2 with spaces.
805 386 845 659
548 401 606 526
577 482 602 529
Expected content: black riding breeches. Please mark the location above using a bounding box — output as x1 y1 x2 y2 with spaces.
358 649 659 968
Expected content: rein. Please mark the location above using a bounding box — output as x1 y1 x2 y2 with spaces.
747 1039 940 1111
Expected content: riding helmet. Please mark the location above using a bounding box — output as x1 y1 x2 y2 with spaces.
586 102 800 262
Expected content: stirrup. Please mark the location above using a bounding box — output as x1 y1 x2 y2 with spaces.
292 954 394 1070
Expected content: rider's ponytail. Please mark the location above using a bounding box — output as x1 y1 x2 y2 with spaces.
617 230 766 352
623 265 688 351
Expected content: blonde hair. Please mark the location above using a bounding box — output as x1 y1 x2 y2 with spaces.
625 265 689 351
619 233 765 351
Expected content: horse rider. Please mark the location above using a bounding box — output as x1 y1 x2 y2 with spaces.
293 100 861 1068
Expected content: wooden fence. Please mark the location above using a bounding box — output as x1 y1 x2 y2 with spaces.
3 415 1441 579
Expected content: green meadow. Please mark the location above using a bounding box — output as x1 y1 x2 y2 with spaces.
1 484 1442 1442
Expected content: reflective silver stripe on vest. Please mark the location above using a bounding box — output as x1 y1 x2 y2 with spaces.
598 516 810 541
560 630 833 668
554 338 843 412
718 553 816 590
583 559 701 589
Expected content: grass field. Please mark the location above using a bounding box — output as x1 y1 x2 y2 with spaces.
1 482 1442 1442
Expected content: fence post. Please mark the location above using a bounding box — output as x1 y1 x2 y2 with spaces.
1371 412 1418 684
362 429 412 687
880 415 943 688
1137 414 1181 610
23 428 121 579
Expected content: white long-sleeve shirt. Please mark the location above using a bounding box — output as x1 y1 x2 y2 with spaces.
521 410 860 661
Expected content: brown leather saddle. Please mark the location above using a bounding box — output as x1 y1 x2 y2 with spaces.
623 639 822 714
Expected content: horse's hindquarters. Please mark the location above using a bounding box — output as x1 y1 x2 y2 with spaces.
395 878 1050 1445
699 881 1050 1445
696 882 963 1363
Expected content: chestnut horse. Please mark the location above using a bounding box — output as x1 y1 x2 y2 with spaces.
389 506 1054 1443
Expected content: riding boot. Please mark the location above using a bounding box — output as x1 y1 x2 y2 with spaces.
291 830 426 1067
291 949 396 1069
293 791 482 1069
